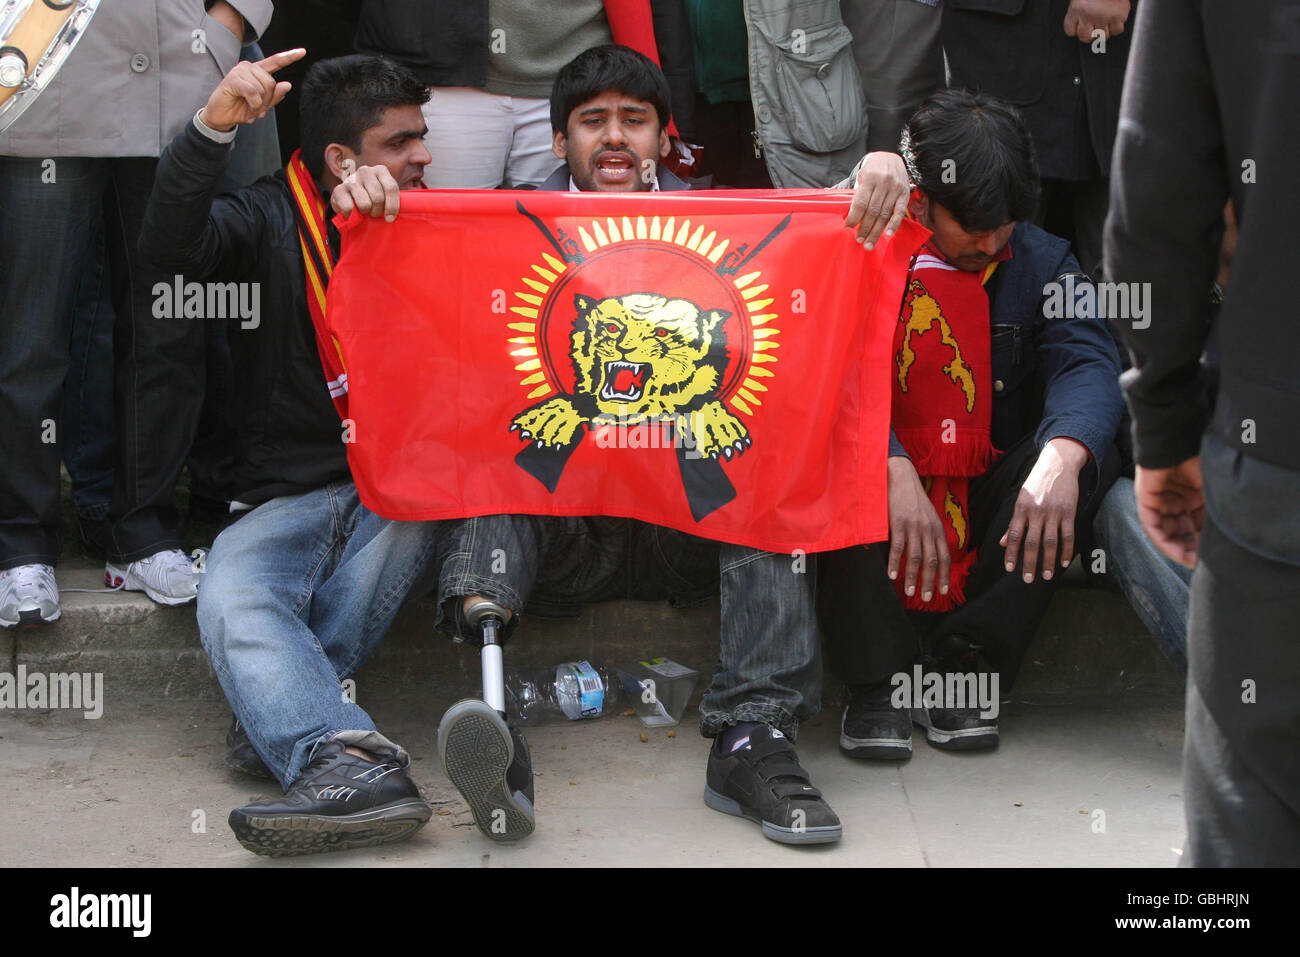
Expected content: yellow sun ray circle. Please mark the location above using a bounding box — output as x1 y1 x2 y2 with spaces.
506 216 788 419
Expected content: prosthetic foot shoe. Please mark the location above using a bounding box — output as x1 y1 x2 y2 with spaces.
437 698 535 843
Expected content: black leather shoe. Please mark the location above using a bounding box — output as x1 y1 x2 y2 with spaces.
228 739 431 856
912 705 999 750
840 682 912 760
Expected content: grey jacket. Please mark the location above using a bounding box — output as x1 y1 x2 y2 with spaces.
745 0 869 187
0 0 272 158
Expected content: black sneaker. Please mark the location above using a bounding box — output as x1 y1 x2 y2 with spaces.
228 738 431 857
224 715 275 780
840 682 912 760
437 698 535 842
911 705 999 751
704 724 841 845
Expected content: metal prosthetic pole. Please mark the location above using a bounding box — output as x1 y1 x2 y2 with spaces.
464 598 510 719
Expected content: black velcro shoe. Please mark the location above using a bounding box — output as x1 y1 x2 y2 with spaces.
224 716 275 780
911 705 999 751
704 724 841 845
228 739 431 857
437 698 535 842
840 682 912 760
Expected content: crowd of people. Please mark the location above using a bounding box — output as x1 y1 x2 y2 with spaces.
1 0 1292 866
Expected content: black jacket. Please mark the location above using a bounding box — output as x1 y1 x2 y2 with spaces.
354 0 490 87
1106 0 1300 475
139 121 350 506
943 0 1134 180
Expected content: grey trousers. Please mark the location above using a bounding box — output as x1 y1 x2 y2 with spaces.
842 0 946 153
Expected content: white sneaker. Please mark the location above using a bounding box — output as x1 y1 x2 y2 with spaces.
105 549 197 606
0 563 61 627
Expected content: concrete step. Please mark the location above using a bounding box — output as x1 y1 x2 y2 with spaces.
9 561 1182 710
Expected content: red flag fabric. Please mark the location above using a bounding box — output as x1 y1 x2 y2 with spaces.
326 189 925 553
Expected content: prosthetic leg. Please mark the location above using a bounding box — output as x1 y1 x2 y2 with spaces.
436 598 536 842
466 598 508 717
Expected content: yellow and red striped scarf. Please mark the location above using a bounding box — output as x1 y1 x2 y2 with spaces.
286 149 349 418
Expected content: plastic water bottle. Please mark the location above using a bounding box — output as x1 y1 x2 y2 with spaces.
506 661 623 726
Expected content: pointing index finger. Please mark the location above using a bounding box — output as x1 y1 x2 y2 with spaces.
255 48 307 74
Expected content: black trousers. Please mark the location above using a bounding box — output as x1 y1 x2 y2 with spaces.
692 96 773 189
1183 515 1300 866
0 156 205 568
818 435 1120 690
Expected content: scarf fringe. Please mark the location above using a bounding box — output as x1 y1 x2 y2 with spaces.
893 430 996 478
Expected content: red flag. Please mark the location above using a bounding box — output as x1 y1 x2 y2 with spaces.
326 189 925 553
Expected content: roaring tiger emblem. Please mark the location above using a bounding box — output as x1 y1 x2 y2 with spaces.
510 292 751 461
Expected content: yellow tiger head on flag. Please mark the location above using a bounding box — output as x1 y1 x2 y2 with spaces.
510 291 748 461
571 293 730 420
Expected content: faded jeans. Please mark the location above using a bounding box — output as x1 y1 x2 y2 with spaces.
197 480 444 788
1092 477 1192 675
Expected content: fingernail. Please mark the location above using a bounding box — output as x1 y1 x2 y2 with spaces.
1005 562 1015 572
922 592 932 601
888 571 897 580
940 585 948 594
1061 558 1071 568
906 585 915 596
386 214 395 222
1042 570 1052 581
1023 572 1033 583
864 242 873 250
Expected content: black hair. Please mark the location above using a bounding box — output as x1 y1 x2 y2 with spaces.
901 88 1040 232
550 45 672 134
298 54 430 178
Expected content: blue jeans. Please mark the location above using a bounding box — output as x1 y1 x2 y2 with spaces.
197 481 444 788
433 516 821 742
1092 477 1192 675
